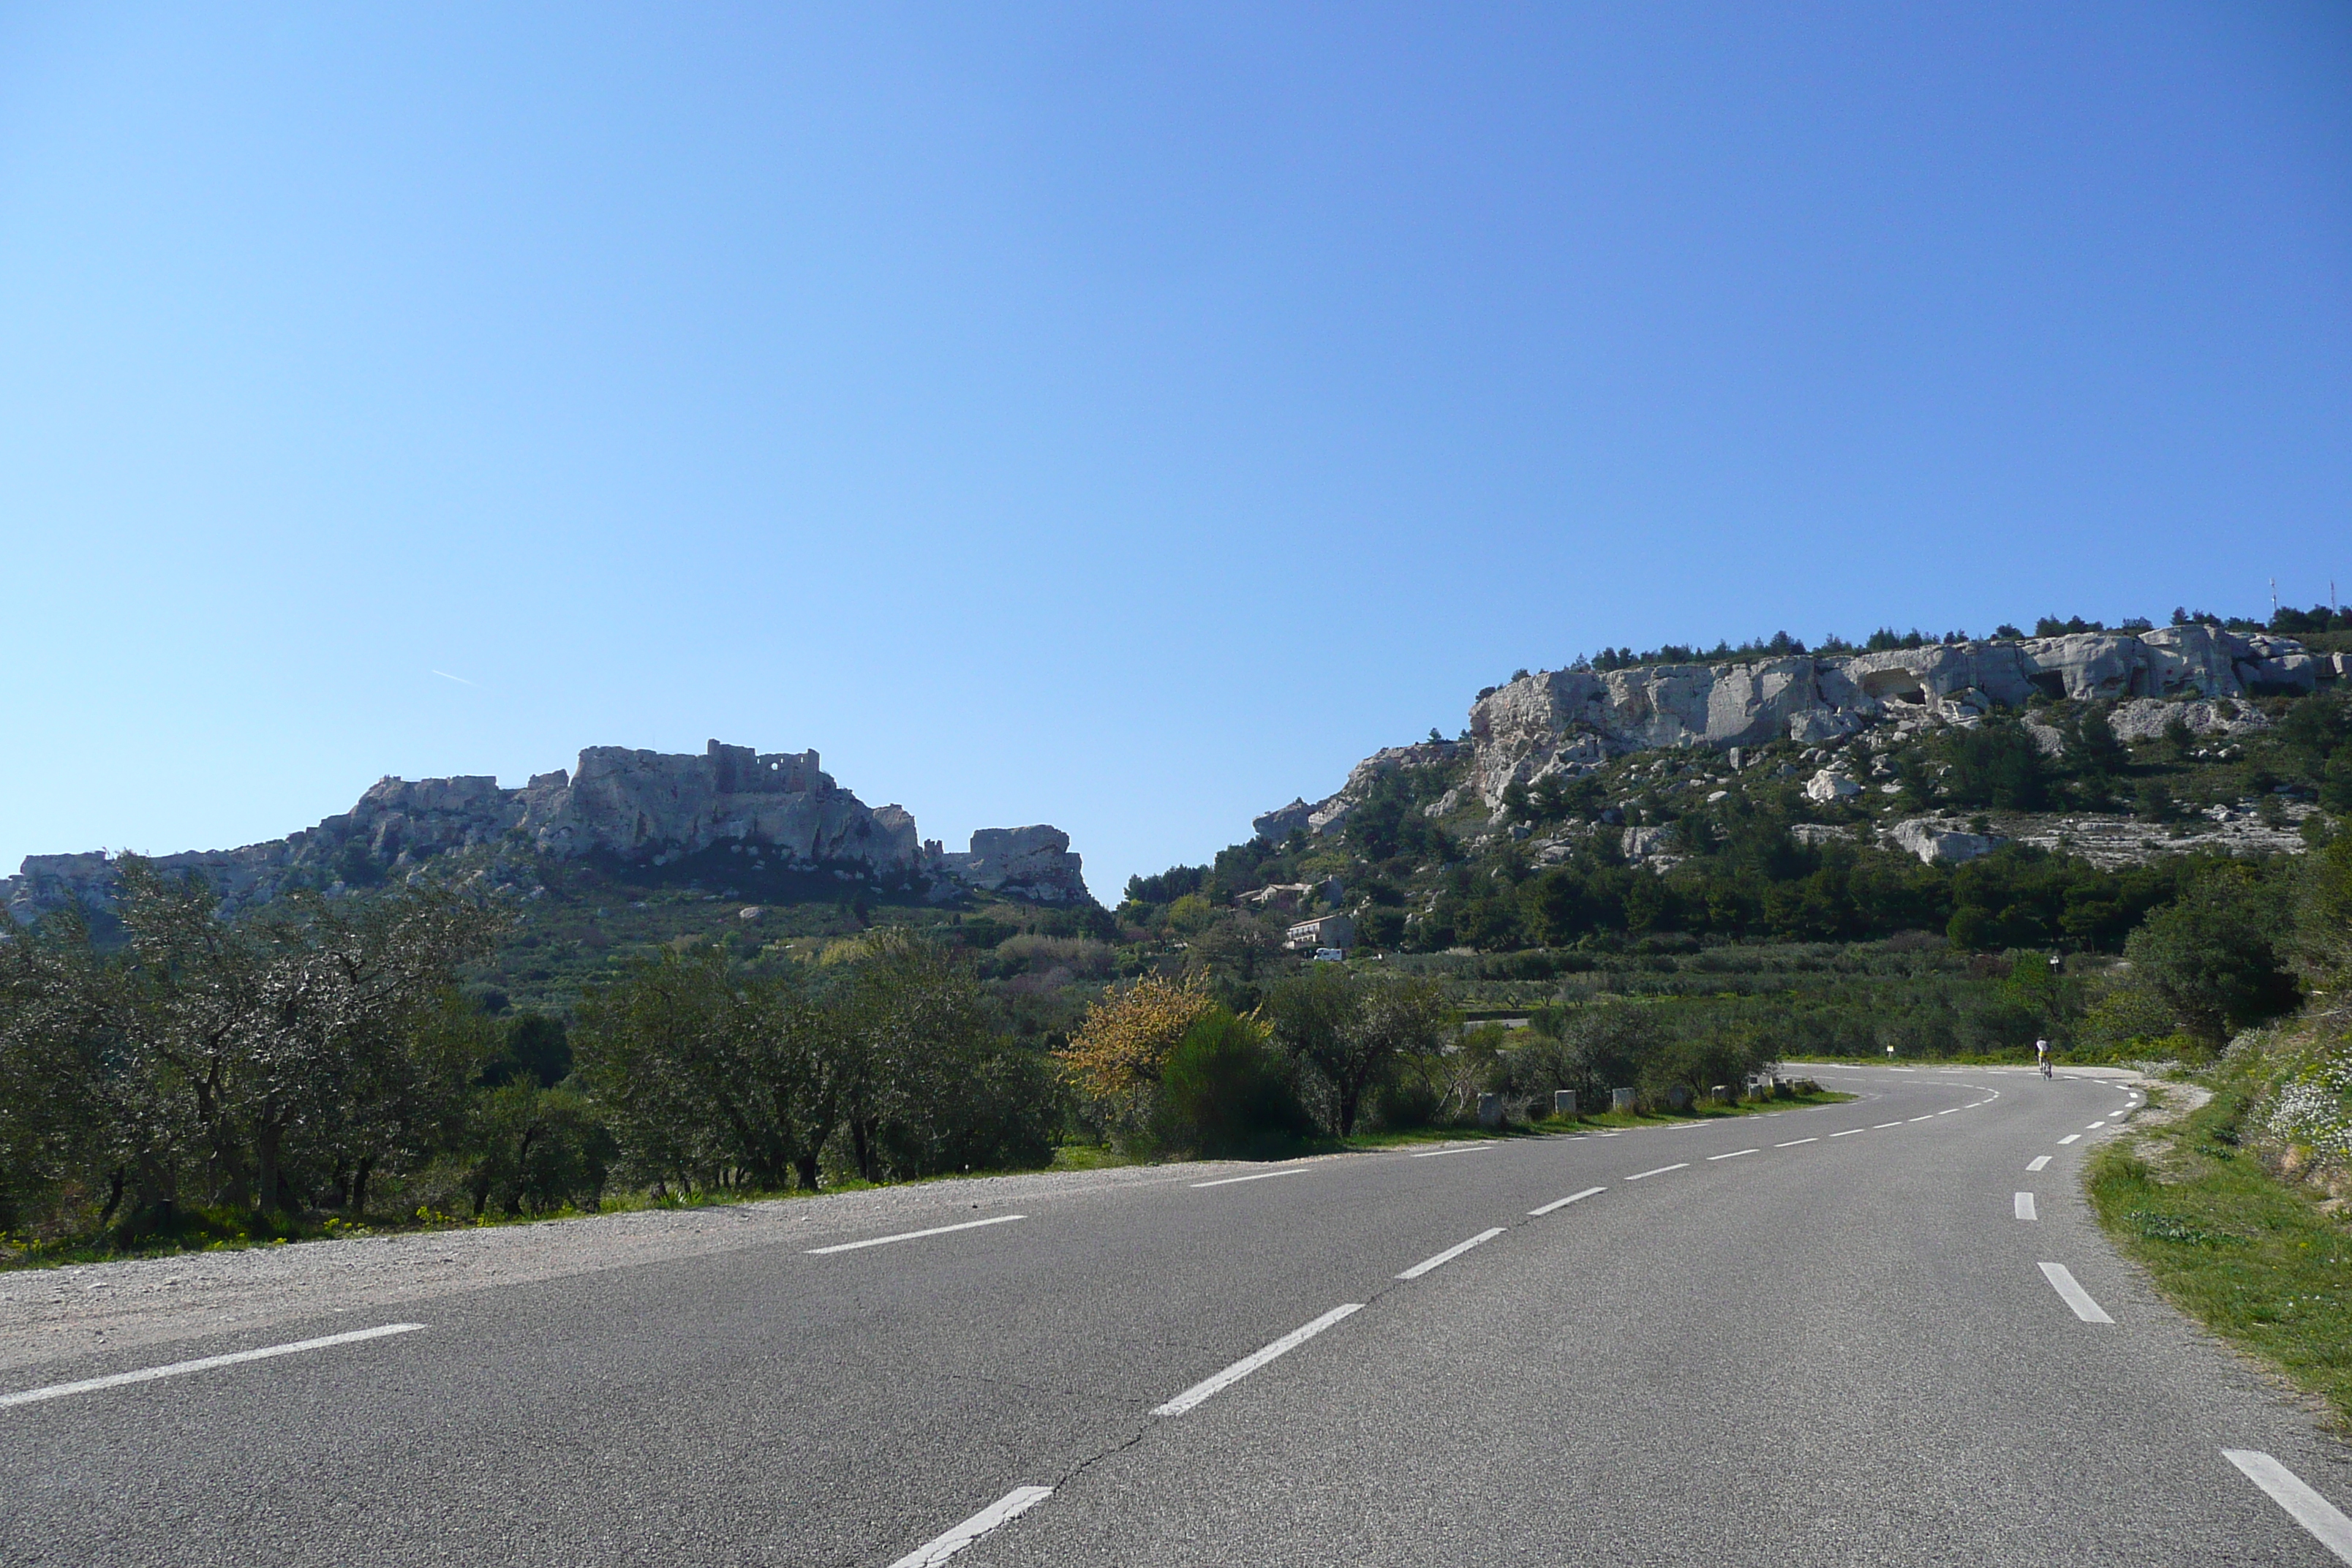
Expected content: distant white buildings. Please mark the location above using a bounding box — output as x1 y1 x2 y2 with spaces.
1285 912 1354 952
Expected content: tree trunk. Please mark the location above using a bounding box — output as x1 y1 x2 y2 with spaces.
851 1118 878 1183
794 1152 821 1193
98 1166 127 1228
351 1156 374 1218
255 1119 285 1214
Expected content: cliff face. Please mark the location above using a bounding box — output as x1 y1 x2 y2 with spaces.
1259 625 2346 837
3 739 1090 920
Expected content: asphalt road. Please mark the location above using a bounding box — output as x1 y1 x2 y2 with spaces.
4 1066 2349 1566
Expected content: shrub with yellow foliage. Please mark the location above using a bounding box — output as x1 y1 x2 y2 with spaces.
1055 975 1213 1141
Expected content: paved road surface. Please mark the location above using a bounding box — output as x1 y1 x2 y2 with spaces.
4 1066 2348 1565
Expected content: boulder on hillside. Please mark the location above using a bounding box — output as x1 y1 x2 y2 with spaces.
1884 817 2003 866
1803 769 1863 803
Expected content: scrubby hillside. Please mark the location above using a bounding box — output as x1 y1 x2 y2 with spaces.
1119 612 2352 1063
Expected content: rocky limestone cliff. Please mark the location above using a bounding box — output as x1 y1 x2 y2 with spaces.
1256 626 2342 841
1253 741 1465 843
1465 625 2337 809
4 739 1090 921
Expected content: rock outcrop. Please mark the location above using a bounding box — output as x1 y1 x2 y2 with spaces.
1249 626 2340 867
1464 625 2330 809
924 826 1090 904
1882 817 2004 867
1251 742 1463 843
2102 697 2271 745
4 739 1090 921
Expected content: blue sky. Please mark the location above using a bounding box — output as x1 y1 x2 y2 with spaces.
3 3 2347 902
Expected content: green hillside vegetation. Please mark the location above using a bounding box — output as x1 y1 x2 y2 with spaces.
1118 635 2352 1085
2087 823 2352 1422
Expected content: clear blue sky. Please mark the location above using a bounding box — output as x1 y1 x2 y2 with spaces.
4 3 2348 902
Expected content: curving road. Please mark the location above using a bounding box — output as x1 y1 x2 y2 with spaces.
4 1066 2348 1565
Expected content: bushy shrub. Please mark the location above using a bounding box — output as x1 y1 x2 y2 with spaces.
1636 1031 1768 1105
1054 975 1213 1150
2122 866 2300 1049
465 1082 614 1217
1158 1009 1311 1158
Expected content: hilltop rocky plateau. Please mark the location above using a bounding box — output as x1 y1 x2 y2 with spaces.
2 739 1090 926
1104 617 2351 983
1253 624 2342 872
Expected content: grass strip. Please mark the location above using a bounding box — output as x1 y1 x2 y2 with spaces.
2087 1079 2352 1428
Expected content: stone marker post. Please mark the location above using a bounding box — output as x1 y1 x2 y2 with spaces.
1477 1093 1502 1128
1553 1089 1577 1117
1610 1088 1637 1112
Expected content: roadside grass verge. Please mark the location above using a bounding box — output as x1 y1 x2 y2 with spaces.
2087 1077 2352 1428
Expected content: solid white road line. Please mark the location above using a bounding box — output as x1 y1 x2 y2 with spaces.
0 1323 425 1410
1706 1149 1757 1161
1530 1187 1605 1216
1776 1138 1819 1147
886 1486 1055 1568
805 1215 1025 1254
1191 1168 1307 1188
2015 1192 2038 1221
2040 1262 2115 1324
1153 1303 1363 1417
1624 1163 1689 1180
1831 1129 1865 1137
1409 1144 1496 1158
1397 1227 1507 1280
2059 1134 2081 1145
2223 1450 2352 1565
2028 1156 2053 1172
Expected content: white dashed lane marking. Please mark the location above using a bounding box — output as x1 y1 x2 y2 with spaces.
2058 1134 2081 1145
1397 1228 1507 1281
1191 1168 1307 1188
1529 1187 1605 1217
2015 1193 2038 1221
1153 1304 1363 1417
886 1487 1055 1568
807 1215 1025 1255
1706 1149 1757 1161
2223 1450 2352 1565
2040 1262 2114 1324
2028 1156 2052 1172
1624 1164 1689 1181
0 1324 426 1410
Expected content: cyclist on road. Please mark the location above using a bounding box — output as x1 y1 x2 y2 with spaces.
2036 1037 2051 1079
